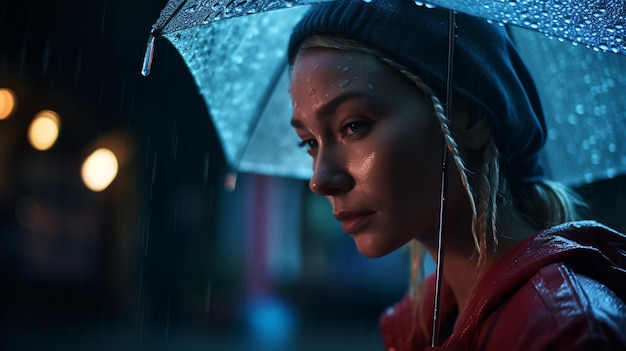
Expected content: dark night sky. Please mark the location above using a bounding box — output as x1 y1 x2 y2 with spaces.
0 0 221 151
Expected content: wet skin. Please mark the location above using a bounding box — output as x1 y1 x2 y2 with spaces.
290 48 449 258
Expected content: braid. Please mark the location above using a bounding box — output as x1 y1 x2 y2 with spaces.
475 139 501 266
377 59 479 234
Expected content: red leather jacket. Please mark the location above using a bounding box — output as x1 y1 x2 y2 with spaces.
380 221 626 350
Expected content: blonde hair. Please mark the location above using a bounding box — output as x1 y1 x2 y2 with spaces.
293 34 587 330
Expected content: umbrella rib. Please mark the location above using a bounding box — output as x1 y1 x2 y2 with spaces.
232 61 287 171
152 0 188 36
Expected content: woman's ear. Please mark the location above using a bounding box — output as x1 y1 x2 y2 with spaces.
453 99 491 150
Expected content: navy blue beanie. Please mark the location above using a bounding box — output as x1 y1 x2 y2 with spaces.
288 0 546 183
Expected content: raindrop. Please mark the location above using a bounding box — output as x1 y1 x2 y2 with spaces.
548 127 558 140
575 104 585 115
591 152 600 165
165 299 171 341
313 63 320 71
338 79 351 88
342 66 349 72
582 139 590 150
232 54 244 64
308 87 316 96
203 154 210 184
567 114 578 125
606 168 618 179
367 83 375 90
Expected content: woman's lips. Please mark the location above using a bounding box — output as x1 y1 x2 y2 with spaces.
334 210 375 234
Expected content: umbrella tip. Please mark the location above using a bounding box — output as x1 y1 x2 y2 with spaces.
141 34 157 77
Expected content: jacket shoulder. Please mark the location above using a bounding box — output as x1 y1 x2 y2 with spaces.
479 262 626 350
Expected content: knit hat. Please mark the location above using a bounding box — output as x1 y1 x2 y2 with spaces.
288 0 546 183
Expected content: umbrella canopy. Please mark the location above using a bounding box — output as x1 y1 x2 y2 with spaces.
143 0 626 185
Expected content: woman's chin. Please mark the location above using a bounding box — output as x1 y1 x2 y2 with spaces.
352 235 400 258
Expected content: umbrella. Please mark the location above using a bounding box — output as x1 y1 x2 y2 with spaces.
141 0 626 185
142 0 625 347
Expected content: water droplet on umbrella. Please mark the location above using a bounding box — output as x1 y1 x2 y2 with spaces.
338 79 350 88
307 87 316 96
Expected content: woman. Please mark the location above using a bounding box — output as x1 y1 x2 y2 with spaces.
287 0 626 350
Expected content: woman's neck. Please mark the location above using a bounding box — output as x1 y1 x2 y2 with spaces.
424 201 538 319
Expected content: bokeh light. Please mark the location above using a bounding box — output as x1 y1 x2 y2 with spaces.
0 88 17 120
81 148 119 192
28 110 61 150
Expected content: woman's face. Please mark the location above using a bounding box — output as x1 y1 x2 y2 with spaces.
290 48 444 258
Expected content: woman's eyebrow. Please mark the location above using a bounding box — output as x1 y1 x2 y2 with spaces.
315 91 373 120
291 90 376 129
290 117 304 129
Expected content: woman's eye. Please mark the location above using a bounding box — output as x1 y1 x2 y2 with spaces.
298 139 318 151
341 120 372 137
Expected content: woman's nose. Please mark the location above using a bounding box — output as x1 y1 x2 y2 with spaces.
309 150 354 196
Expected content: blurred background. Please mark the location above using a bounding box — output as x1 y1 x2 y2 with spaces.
0 1 624 350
